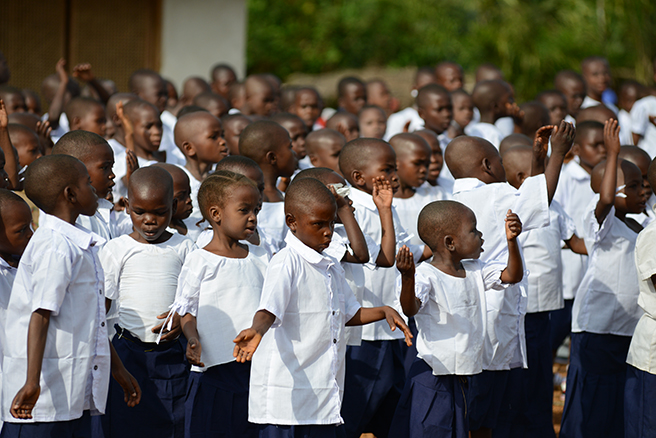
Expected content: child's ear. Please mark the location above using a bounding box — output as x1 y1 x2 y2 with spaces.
517 171 528 185
308 153 318 167
124 197 131 214
571 143 580 156
482 157 493 174
351 170 366 188
182 141 196 158
171 198 178 214
64 185 77 205
417 107 425 121
209 205 221 224
285 212 297 231
265 150 278 167
70 116 82 130
444 235 455 252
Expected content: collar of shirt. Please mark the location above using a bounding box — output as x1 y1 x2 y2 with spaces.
348 187 377 212
0 256 16 273
284 231 336 268
565 159 590 181
452 177 485 195
39 213 106 249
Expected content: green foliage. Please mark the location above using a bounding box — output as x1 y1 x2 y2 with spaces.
247 0 656 101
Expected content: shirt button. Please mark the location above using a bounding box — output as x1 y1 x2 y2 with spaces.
333 339 337 344
101 322 105 327
94 365 98 370
98 290 102 295
332 311 335 315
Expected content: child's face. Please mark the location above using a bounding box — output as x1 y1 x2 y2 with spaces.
396 144 431 189
131 107 163 153
583 60 611 97
171 174 193 220
128 187 174 243
340 84 366 115
212 70 237 99
561 80 586 116
0 201 33 259
203 98 229 119
274 132 299 178
138 76 167 114
309 140 343 175
293 90 321 128
452 94 474 128
24 94 41 116
287 202 336 253
616 163 647 215
77 105 107 137
3 92 26 114
574 128 605 173
84 145 115 200
341 118 360 142
248 89 275 117
224 117 250 156
0 150 9 189
356 146 400 194
189 117 228 164
453 210 484 260
618 87 639 113
215 184 260 241
419 92 453 134
359 108 387 139
74 164 100 217
438 66 464 92
14 132 42 168
541 94 568 126
423 134 443 184
282 120 308 160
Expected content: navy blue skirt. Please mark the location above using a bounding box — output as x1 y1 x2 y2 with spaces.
1 411 92 438
100 326 189 438
625 364 656 438
185 361 258 438
258 424 346 438
560 332 631 438
389 358 469 438
468 370 509 431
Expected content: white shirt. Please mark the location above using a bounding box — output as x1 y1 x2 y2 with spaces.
100 233 196 343
618 109 634 146
453 175 550 370
249 232 361 426
348 187 423 341
76 198 133 242
465 122 504 149
630 96 656 159
176 165 205 241
160 115 186 167
112 153 158 199
470 110 514 142
572 196 642 335
0 258 17 430
392 183 448 246
258 201 288 255
554 159 594 300
171 244 268 370
581 96 619 115
384 107 424 141
627 220 656 373
2 214 110 422
519 201 576 313
107 138 125 159
402 260 505 375
42 113 69 143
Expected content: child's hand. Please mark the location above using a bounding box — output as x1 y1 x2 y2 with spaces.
186 337 205 367
505 210 522 240
125 149 139 184
328 184 349 209
533 125 554 163
233 328 263 363
72 63 95 82
0 99 7 129
55 58 68 84
116 101 134 143
382 306 413 347
603 119 621 156
506 102 524 122
551 120 576 156
372 176 393 210
396 246 415 276
152 311 181 342
649 115 656 128
10 382 40 419
112 364 141 408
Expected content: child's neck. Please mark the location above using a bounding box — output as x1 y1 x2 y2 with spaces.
615 209 643 233
170 219 188 235
394 182 417 199
0 252 19 268
185 159 213 182
204 229 249 258
426 178 438 187
587 90 602 102
49 207 80 225
478 111 499 125
134 144 164 162
262 169 284 202
430 251 466 278
113 130 126 147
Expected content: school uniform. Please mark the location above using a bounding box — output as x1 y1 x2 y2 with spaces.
560 197 642 438
392 184 448 246
249 233 361 437
0 258 17 433
389 260 506 438
1 214 109 437
98 233 196 438
384 107 424 141
106 138 125 159
258 201 288 254
172 244 268 438
111 153 158 199
618 109 635 145
580 96 619 115
630 96 656 159
42 112 69 143
160 116 186 167
470 109 514 139
340 187 424 438
452 175 550 431
464 122 504 149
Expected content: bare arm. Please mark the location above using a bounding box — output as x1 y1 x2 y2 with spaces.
544 121 576 204
0 100 19 188
233 310 276 363
180 313 204 367
372 177 396 267
346 306 413 346
47 59 69 129
110 341 141 407
396 246 421 317
329 186 368 264
530 125 554 176
499 211 524 284
73 63 111 105
595 119 620 225
564 235 587 255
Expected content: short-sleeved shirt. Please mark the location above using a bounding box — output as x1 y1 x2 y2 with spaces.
249 232 361 426
100 233 196 343
580 96 619 115
2 214 110 422
0 257 17 423
384 107 424 141
572 196 642 335
464 122 503 149
630 96 656 159
258 201 288 255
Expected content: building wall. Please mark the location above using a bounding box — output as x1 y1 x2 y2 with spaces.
160 0 247 91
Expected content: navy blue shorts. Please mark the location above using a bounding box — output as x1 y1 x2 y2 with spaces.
389 358 469 438
550 298 573 352
258 424 346 438
468 370 509 431
185 361 258 438
625 364 656 438
1 411 91 438
560 332 631 438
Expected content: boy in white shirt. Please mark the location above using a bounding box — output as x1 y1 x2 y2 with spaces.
233 178 412 438
99 166 195 438
2 155 140 437
620 146 656 226
630 94 656 157
580 56 619 115
445 121 574 437
390 201 524 438
466 80 520 149
560 120 646 438
414 128 454 197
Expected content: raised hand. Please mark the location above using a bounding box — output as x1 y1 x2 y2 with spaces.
73 63 95 82
533 125 554 161
372 176 393 210
328 184 349 209
506 102 524 122
505 210 522 241
396 245 415 276
603 119 621 156
55 58 68 83
551 120 576 157
125 149 139 184
116 101 134 150
36 120 54 154
0 99 7 129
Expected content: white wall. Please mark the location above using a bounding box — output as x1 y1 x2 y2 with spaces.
160 0 247 90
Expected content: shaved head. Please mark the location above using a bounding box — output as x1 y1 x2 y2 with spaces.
619 146 651 174
519 101 550 138
591 158 640 194
576 105 616 125
472 80 511 113
182 76 211 102
501 146 532 189
128 166 173 202
339 138 395 184
389 133 431 158
52 130 111 161
306 129 345 155
416 84 450 109
325 112 358 131
418 200 474 249
294 167 340 185
238 120 290 162
445 135 500 180
499 133 532 156
24 155 87 213
245 75 273 97
285 176 336 217
174 111 221 147
476 64 504 82
435 61 464 91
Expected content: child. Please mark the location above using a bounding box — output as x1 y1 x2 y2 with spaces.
338 76 367 115
232 177 412 437
629 92 656 154
359 105 387 139
466 80 517 149
105 93 137 156
366 80 393 117
41 59 80 140
537 89 569 126
193 92 229 119
0 87 26 115
414 128 454 197
447 88 474 139
416 84 453 138
554 70 586 122
498 133 533 156
560 120 645 438
222 113 251 156
179 77 211 107
625 156 656 438
270 113 309 168
173 111 229 240
390 202 524 438
242 75 276 117
305 129 346 175
326 112 360 142
239 121 298 254
171 171 266 438
580 56 618 114
617 81 646 146
620 145 655 226
99 166 195 438
445 121 573 436
338 138 431 438
228 82 246 114
519 101 551 139
435 61 464 92
390 133 447 246
289 87 322 131
7 124 41 173
152 163 193 235
2 155 140 435
210 63 237 100
65 97 107 137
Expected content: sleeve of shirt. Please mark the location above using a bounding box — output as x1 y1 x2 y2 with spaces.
394 268 431 312
552 201 577 241
342 277 362 323
631 101 649 136
257 252 295 327
392 207 424 263
480 259 508 290
99 242 121 301
582 194 613 247
509 174 550 232
635 226 656 281
170 254 204 317
323 231 348 261
30 235 72 315
363 233 381 269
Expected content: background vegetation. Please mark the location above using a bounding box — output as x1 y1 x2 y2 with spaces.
247 0 656 101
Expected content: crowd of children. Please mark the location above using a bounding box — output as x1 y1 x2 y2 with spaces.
0 49 655 438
